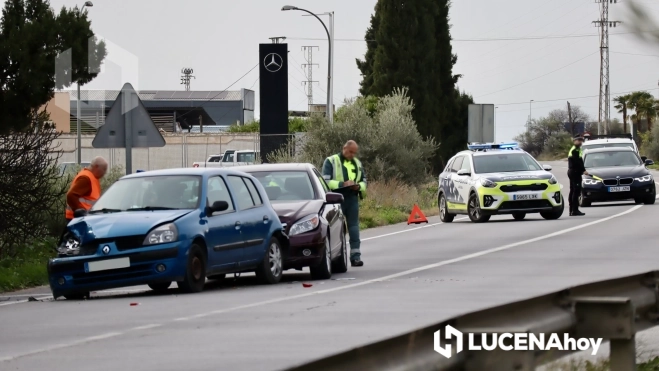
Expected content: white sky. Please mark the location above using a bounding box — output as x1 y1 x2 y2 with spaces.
15 0 659 141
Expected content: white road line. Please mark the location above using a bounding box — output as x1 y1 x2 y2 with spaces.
0 205 644 363
362 217 468 241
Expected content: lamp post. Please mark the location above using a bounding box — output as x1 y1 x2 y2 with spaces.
302 11 334 123
282 5 332 123
527 99 534 133
76 1 94 165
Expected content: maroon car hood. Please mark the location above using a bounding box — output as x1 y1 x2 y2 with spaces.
271 200 325 225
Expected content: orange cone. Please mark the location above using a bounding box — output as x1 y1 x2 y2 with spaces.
407 204 428 225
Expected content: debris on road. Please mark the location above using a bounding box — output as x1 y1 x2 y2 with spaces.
130 302 140 306
27 296 38 302
302 283 313 288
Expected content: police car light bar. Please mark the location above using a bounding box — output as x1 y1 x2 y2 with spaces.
467 142 519 151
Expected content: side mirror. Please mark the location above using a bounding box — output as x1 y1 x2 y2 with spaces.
645 159 654 166
456 169 471 176
73 209 88 218
325 192 344 204
206 200 229 215
542 164 553 171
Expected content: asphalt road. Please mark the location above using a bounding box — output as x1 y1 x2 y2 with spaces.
1 161 658 371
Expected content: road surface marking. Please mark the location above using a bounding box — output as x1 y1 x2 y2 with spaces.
0 205 643 363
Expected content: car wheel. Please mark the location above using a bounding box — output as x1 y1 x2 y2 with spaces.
148 282 171 292
439 193 455 223
310 236 332 280
541 195 564 220
579 193 591 207
512 212 526 221
467 193 490 223
177 244 206 293
331 224 349 274
64 291 90 300
256 237 283 284
207 274 226 281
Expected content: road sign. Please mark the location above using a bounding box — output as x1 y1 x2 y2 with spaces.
92 83 165 173
468 104 495 143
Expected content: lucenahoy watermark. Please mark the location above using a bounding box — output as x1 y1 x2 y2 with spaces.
434 325 603 359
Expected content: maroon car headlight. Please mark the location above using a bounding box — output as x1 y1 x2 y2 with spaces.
288 214 319 236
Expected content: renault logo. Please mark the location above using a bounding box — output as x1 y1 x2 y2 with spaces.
102 245 110 255
264 53 283 73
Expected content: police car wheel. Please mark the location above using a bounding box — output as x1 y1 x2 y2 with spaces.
467 193 489 223
439 194 454 223
541 195 564 220
512 212 526 221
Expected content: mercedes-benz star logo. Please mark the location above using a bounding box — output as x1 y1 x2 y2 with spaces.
264 53 283 73
102 245 110 255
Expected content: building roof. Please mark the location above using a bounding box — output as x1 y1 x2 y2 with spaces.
66 90 246 102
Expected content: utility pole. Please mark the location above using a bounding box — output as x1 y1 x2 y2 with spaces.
301 46 319 111
181 68 195 91
593 0 621 135
199 114 203 134
567 101 575 136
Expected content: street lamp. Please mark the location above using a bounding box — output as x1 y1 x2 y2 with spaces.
282 5 332 123
527 100 534 133
76 1 94 165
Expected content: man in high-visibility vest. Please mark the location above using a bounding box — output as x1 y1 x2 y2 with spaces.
567 135 588 216
322 140 367 267
65 156 108 222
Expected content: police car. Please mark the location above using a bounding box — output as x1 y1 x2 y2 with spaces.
438 143 564 223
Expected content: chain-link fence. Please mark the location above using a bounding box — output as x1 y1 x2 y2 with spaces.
55 133 305 170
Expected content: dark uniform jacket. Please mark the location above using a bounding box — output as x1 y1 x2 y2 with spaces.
567 148 585 178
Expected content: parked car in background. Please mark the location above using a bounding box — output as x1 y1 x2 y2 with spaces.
582 134 639 154
58 161 90 176
192 150 259 168
233 163 348 279
49 168 286 300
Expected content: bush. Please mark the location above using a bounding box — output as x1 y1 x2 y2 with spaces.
269 88 438 186
0 237 55 292
640 127 659 161
359 179 437 229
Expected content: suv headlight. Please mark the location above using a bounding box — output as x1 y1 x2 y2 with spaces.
548 175 558 185
480 178 497 188
57 237 81 256
143 223 178 245
289 214 319 236
583 178 601 185
635 175 653 182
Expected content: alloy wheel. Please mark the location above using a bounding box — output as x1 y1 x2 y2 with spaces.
269 243 282 277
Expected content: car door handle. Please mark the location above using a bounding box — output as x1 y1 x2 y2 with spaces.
235 221 241 230
263 215 270 224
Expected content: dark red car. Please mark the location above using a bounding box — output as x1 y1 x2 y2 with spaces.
233 163 348 279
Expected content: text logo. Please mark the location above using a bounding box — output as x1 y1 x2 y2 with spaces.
264 53 283 73
102 245 110 255
434 325 463 358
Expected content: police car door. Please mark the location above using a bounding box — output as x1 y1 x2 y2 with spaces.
451 156 470 205
447 156 466 205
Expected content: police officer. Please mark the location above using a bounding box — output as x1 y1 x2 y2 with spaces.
567 134 588 216
323 140 367 267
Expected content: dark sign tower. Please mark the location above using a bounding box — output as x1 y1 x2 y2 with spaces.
259 43 289 163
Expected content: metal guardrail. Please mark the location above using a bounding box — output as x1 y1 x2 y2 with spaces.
285 271 659 371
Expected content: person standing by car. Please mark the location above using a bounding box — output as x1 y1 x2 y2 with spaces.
568 135 588 216
322 140 367 267
64 157 108 223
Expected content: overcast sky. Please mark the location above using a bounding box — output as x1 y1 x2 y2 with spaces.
26 0 659 141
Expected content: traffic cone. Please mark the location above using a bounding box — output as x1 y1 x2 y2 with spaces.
407 204 428 225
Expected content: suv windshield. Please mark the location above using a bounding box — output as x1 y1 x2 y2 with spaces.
584 151 641 168
473 153 542 173
583 143 635 151
92 175 201 212
248 171 316 201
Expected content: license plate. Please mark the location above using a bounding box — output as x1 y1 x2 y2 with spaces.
608 186 630 192
86 258 130 273
513 194 540 201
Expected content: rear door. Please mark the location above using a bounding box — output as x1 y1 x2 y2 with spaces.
205 176 243 272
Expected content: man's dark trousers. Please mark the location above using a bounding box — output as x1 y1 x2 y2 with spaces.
568 175 582 213
340 193 360 261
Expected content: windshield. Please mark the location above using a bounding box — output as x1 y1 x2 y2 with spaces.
248 171 316 201
583 143 635 151
584 151 641 168
92 175 201 212
473 153 542 174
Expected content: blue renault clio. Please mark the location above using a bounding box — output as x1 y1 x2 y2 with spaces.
48 168 286 300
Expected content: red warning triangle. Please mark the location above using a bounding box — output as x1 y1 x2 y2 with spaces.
407 204 428 225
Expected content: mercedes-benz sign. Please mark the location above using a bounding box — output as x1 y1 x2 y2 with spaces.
264 53 283 73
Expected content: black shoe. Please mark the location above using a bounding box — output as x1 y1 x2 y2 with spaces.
570 211 585 216
351 259 364 267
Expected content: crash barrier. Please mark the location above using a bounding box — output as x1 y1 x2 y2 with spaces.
286 271 659 371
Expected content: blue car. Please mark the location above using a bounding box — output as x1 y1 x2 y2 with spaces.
48 168 287 300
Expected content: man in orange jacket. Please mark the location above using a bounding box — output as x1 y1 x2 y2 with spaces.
65 156 108 223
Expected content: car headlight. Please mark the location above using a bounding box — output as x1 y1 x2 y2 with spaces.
57 237 81 256
480 178 497 188
143 223 178 245
548 175 558 185
288 214 319 236
583 178 601 185
635 175 653 182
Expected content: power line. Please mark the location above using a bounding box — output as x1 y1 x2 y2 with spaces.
494 87 659 108
611 51 659 57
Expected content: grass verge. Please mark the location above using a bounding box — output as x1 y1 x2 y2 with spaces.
359 180 438 229
0 238 54 293
648 164 659 171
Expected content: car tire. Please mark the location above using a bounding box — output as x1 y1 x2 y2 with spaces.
64 291 90 300
439 193 455 223
467 193 490 223
148 282 171 292
255 237 283 284
541 195 565 220
512 212 526 221
177 244 206 294
331 224 349 274
579 193 591 207
207 274 226 281
310 236 332 280
644 195 656 205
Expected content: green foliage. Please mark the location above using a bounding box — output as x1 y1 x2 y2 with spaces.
270 88 437 186
0 237 54 292
226 118 310 133
641 126 659 161
357 0 469 169
0 0 107 134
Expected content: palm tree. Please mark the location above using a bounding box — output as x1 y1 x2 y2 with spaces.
614 94 631 133
628 91 655 132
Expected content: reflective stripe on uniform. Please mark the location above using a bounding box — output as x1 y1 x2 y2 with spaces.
65 169 101 218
